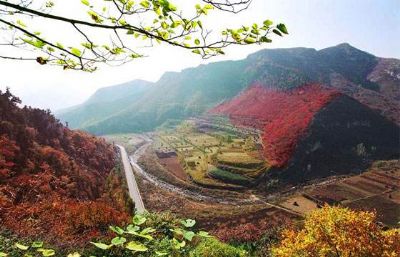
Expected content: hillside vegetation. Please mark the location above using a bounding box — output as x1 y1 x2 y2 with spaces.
211 84 340 167
0 89 129 246
58 43 400 134
210 83 399 181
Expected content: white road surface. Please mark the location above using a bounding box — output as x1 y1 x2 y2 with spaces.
117 144 145 213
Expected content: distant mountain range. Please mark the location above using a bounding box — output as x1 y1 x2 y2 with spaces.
56 79 151 130
57 43 400 135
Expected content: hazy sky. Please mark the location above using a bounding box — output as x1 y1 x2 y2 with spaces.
0 0 399 111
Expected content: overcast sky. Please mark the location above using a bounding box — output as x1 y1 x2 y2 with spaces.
0 0 399 111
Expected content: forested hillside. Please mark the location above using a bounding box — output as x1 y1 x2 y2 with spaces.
0 89 129 246
210 84 400 181
58 44 400 135
210 84 341 167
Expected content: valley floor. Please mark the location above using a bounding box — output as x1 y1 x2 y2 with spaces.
106 132 400 244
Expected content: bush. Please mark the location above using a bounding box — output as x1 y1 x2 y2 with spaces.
190 238 246 257
271 205 400 257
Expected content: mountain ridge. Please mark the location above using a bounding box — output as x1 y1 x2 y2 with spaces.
57 43 400 134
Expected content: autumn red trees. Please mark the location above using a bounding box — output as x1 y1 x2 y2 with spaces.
0 88 128 246
211 84 340 167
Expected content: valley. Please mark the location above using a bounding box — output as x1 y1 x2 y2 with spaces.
104 109 399 244
1 43 399 256
89 44 400 245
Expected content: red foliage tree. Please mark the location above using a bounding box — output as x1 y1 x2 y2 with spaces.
211 84 340 167
0 135 19 178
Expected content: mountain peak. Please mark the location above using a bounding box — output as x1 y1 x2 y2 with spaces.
319 43 375 57
335 42 353 48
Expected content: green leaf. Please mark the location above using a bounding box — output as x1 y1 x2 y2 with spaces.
67 253 80 257
168 3 177 11
155 251 169 256
181 219 196 228
216 48 225 54
90 242 111 250
87 10 103 23
130 53 141 58
272 29 282 36
204 4 214 9
0 252 8 257
277 23 288 34
126 224 140 233
192 49 201 55
70 47 82 57
140 0 150 8
260 36 272 43
109 226 125 235
41 249 55 256
161 21 168 29
172 238 186 249
132 214 146 225
194 39 200 45
31 241 43 248
244 37 256 44
15 243 29 250
32 40 45 49
140 227 156 234
125 241 148 252
263 19 273 27
16 20 27 28
81 0 89 6
56 42 64 49
130 231 153 240
111 236 127 246
183 231 195 241
126 0 134 10
198 231 213 238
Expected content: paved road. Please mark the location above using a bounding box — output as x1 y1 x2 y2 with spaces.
117 144 145 213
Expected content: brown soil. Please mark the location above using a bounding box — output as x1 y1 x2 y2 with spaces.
158 156 188 181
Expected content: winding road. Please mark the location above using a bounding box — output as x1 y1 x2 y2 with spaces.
125 138 301 216
117 144 146 213
117 136 301 217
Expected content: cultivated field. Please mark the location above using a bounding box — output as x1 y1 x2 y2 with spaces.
152 118 267 187
280 160 400 227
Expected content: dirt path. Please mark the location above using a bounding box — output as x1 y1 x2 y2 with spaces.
117 144 146 213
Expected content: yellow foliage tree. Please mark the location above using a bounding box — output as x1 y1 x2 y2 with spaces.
271 205 400 257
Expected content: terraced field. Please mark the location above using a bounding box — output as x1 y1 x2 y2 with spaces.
280 160 400 227
152 119 267 188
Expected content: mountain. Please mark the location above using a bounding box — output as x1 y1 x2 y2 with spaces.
210 84 400 182
0 89 129 246
57 79 152 129
57 43 400 135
